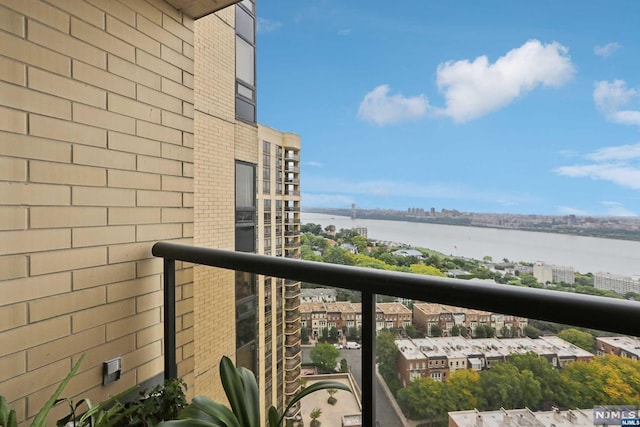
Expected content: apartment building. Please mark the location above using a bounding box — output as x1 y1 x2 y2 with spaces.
300 288 337 303
0 0 300 424
449 408 596 427
395 336 593 387
533 262 575 285
596 336 640 360
594 272 640 295
412 303 527 338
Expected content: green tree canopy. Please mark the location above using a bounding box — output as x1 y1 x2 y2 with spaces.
558 328 595 352
310 343 339 372
479 363 542 410
397 378 447 420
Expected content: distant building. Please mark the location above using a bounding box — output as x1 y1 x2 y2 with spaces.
353 226 368 238
340 243 358 254
301 288 337 303
533 262 575 284
449 408 596 427
395 336 593 387
392 249 424 258
594 272 640 295
596 336 640 360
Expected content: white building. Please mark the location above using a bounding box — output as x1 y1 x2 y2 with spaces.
533 262 575 284
594 272 640 295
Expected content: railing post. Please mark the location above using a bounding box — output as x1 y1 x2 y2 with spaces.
362 291 376 426
163 258 177 380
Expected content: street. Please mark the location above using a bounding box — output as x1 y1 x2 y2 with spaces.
301 346 404 427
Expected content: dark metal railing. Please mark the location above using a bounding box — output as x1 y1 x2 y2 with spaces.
152 241 640 427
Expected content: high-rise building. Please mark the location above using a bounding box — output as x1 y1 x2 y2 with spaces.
0 0 300 424
594 272 640 295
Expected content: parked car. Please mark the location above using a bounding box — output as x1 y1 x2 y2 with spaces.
345 341 361 349
333 343 344 350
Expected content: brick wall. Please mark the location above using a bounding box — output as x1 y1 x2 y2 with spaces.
0 0 195 423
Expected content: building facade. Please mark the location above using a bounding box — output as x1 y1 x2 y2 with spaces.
596 336 640 360
533 262 575 285
594 272 640 295
0 0 300 424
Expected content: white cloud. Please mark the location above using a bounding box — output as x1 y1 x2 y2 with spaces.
303 161 324 167
593 80 640 126
587 142 640 161
436 40 575 122
555 163 640 190
601 201 636 216
338 29 351 36
357 85 430 126
257 17 282 33
557 206 589 216
594 42 621 58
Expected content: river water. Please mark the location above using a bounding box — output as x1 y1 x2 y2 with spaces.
301 213 640 277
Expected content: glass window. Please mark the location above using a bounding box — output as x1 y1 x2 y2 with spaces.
236 36 254 86
235 162 255 209
240 0 254 13
236 225 255 252
236 97 255 123
235 5 254 44
238 81 254 100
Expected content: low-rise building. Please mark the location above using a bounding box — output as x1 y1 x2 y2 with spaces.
596 336 640 360
449 408 595 427
301 288 337 303
533 262 575 284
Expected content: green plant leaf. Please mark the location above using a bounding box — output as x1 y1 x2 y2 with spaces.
179 396 239 427
219 356 252 427
32 354 86 427
236 367 260 427
0 396 17 427
267 406 280 427
159 420 228 427
278 381 351 426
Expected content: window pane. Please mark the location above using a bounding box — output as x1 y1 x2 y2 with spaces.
236 97 255 123
240 0 254 13
237 82 254 100
236 36 254 86
236 6 254 44
236 225 255 252
235 162 255 209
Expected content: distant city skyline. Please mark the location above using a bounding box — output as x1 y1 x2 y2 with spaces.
257 1 640 216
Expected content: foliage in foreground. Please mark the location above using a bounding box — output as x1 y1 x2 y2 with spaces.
159 356 350 427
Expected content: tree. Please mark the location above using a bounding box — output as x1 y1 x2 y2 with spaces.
376 330 399 381
450 324 461 336
409 264 445 277
321 327 329 341
444 369 482 411
524 325 542 338
507 352 565 408
397 378 447 421
301 326 309 344
339 358 348 373
301 223 323 235
558 328 595 352
479 363 542 410
310 343 339 372
328 327 339 341
430 324 443 337
309 408 322 427
327 388 338 405
322 246 353 265
405 323 423 339
482 256 493 263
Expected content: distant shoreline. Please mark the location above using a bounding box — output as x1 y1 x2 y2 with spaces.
303 208 640 243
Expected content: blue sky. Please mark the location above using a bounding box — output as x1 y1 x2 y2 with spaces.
256 1 640 216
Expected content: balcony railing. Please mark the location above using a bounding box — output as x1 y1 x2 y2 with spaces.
152 241 640 427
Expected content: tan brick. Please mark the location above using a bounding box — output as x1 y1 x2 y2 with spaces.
137 85 182 113
70 334 134 372
30 161 106 186
0 272 70 306
107 207 160 225
71 299 134 333
73 60 135 97
136 322 163 347
160 44 193 74
72 186 135 207
136 155 182 176
183 192 194 207
73 225 135 248
0 31 69 77
0 157 26 181
0 229 70 256
28 68 106 109
182 132 193 148
136 15 182 52
30 114 107 148
108 132 160 157
27 325 105 370
182 162 193 177
0 132 70 162
45 0 105 29
30 287 105 323
0 316 69 357
136 289 163 312
183 101 194 118
0 255 26 280
0 81 70 119
0 5 24 36
0 303 26 332
73 144 136 170
162 175 192 192
1 358 69 400
161 110 192 132
136 223 182 242
108 56 161 91
136 119 182 145
0 182 69 205
72 103 135 134
183 222 193 237
2 0 69 33
136 49 182 82
30 246 107 276
162 208 193 223
183 40 194 59
30 207 106 229
122 341 161 372
152 0 182 24
162 77 193 103
73 262 136 290
136 257 163 277
106 16 159 56
0 352 25 382
87 0 135 26
0 55 25 86
107 169 160 190
106 308 160 341
0 206 26 230
107 275 160 303
126 1 162 25
107 241 153 264
107 93 161 123
28 20 106 69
